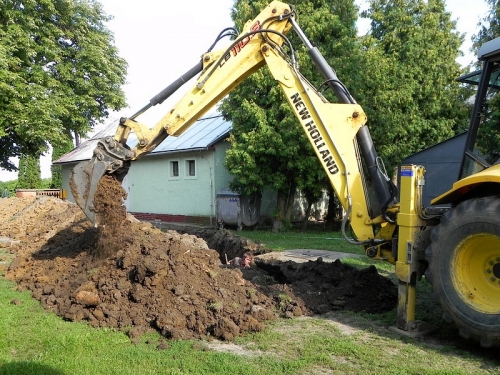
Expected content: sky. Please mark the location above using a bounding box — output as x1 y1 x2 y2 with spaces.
0 0 490 181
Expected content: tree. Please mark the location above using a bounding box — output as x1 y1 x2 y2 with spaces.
324 186 343 230
473 0 500 52
17 154 42 189
221 0 360 231
359 0 468 171
0 0 127 171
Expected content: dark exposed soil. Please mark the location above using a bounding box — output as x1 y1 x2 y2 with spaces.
0 181 397 342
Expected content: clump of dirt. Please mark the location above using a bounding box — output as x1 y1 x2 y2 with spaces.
0 192 397 341
91 175 129 258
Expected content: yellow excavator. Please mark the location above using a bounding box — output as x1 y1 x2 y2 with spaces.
70 1 500 347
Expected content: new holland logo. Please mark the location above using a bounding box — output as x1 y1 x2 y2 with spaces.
290 93 339 175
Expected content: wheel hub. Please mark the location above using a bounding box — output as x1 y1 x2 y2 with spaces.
453 233 500 314
492 260 500 279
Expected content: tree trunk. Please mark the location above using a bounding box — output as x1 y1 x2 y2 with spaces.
272 191 287 233
325 187 338 231
301 198 312 232
74 131 81 147
285 182 296 221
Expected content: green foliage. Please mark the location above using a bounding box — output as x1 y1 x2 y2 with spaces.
17 154 42 189
0 0 127 171
222 0 360 216
0 180 16 197
223 0 470 223
359 0 468 171
41 178 52 189
473 0 500 55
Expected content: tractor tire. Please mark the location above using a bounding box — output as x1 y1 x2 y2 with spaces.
425 196 500 348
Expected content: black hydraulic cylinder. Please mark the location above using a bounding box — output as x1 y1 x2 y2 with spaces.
291 17 355 105
357 126 395 213
149 60 204 106
130 60 204 120
307 47 355 105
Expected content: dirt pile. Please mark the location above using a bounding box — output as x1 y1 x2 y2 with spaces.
0 194 397 341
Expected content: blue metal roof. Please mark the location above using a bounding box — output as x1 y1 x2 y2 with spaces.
149 115 231 154
54 115 231 164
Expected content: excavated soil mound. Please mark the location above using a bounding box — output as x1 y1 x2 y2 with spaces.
0 193 397 341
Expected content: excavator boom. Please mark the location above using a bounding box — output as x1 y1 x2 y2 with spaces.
70 1 293 225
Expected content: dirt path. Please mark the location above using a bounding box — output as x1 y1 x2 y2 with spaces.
0 195 397 341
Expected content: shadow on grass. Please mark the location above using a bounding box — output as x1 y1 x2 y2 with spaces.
0 361 66 375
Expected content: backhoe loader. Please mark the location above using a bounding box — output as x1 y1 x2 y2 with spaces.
70 1 500 347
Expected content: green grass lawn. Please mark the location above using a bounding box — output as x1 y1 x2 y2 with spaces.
234 227 363 254
1 229 499 375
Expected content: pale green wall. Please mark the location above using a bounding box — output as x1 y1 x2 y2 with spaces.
128 153 210 216
59 140 277 219
126 143 233 217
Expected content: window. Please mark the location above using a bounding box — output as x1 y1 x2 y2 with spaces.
169 160 180 179
186 159 196 177
171 161 179 177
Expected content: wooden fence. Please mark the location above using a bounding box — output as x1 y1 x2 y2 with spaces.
15 189 66 199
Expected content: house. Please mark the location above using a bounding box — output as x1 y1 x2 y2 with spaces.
55 115 236 226
55 114 330 227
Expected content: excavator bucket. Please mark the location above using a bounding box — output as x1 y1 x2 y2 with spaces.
70 137 133 226
70 159 108 226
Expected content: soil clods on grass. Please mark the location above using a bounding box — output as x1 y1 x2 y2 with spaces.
0 182 397 341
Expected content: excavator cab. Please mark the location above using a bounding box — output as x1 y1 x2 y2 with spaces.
431 37 500 206
457 43 500 180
